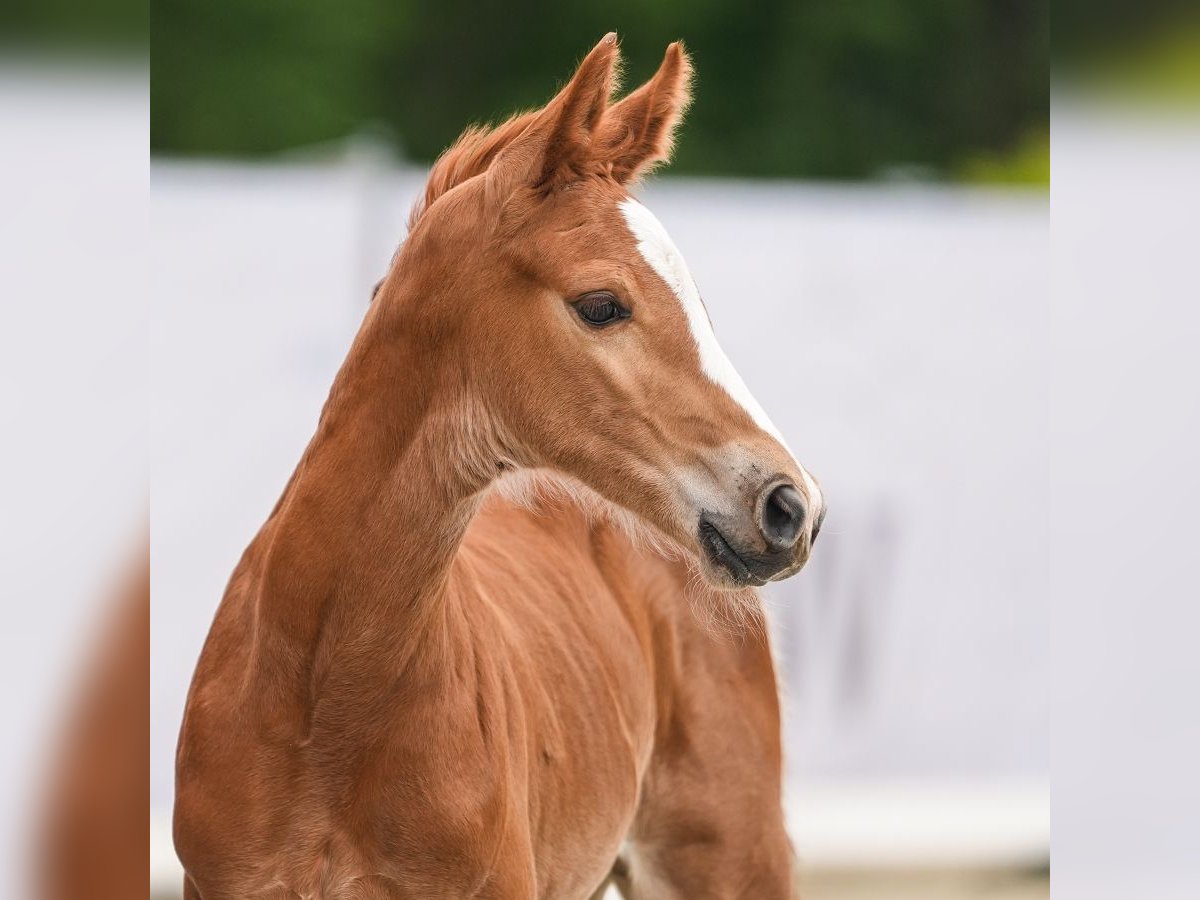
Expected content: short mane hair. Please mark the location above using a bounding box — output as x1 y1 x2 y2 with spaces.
408 111 539 229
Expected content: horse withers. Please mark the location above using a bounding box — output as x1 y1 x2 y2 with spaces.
175 33 824 899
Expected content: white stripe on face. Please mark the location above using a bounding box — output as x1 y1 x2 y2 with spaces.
618 198 788 442
618 198 822 507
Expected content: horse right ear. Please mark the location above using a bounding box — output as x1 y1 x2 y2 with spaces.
597 42 692 186
485 34 620 207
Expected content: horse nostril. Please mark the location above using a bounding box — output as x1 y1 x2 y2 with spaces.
760 483 805 551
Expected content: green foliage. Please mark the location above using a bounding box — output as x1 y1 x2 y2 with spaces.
956 128 1049 188
1071 21 1200 103
152 0 1048 182
2 0 146 49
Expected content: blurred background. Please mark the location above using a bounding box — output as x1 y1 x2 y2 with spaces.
148 3 1049 899
151 0 1049 184
4 0 1198 898
2 3 147 899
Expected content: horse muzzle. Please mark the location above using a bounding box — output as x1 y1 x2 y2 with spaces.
696 477 824 588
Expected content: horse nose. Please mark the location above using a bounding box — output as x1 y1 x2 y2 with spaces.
759 483 806 551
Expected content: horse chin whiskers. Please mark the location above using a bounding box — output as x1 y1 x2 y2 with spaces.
682 559 765 636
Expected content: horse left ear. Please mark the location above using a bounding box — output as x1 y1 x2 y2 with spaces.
538 32 620 187
597 42 693 185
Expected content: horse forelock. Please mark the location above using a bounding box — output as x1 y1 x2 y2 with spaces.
408 110 542 230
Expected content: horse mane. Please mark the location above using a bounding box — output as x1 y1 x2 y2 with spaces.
408 110 540 229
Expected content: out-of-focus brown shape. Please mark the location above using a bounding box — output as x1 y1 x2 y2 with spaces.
37 552 149 900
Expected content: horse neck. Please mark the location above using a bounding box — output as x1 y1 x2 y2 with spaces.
248 285 487 689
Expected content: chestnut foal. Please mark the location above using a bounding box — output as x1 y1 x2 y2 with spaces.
175 35 824 899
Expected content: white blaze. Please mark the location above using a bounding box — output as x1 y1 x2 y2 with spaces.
619 198 822 508
619 197 788 445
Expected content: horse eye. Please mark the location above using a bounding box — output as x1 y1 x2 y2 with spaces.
573 292 628 327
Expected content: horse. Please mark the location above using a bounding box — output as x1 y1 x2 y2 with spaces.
175 34 825 899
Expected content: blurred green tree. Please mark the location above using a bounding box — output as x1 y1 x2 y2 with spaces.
151 0 1048 181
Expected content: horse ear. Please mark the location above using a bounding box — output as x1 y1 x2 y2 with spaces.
597 42 693 185
538 32 620 186
485 34 619 205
